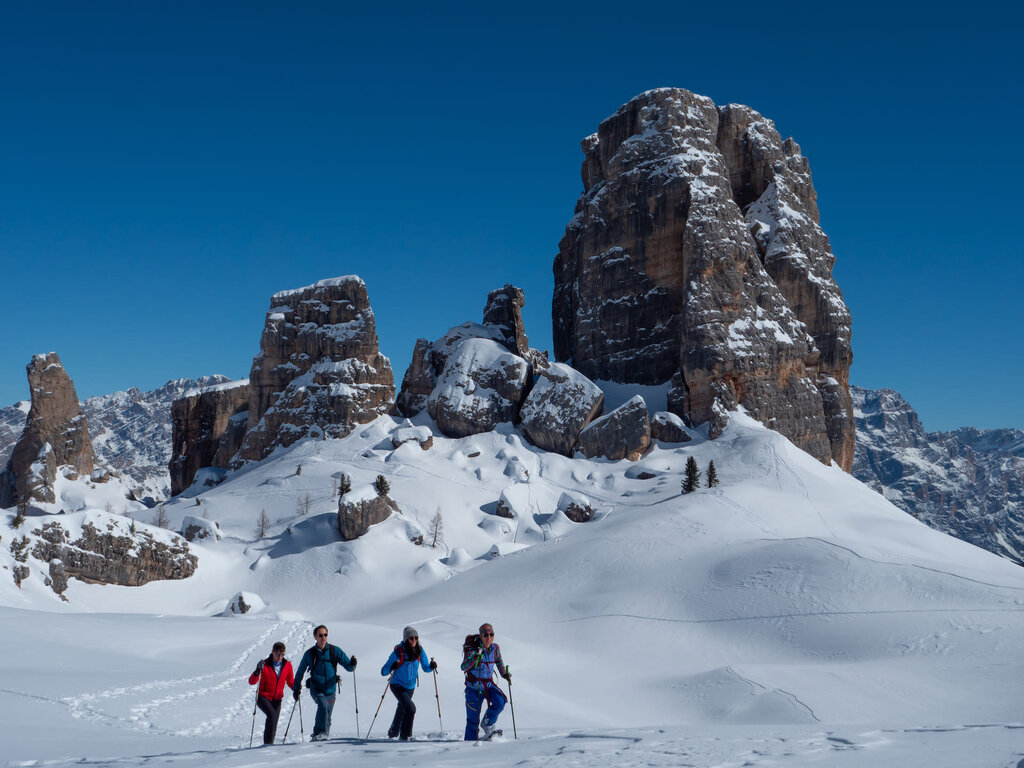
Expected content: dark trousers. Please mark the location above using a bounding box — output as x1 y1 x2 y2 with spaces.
387 684 417 739
256 696 282 744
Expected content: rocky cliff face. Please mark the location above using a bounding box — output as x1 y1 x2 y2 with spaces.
170 379 250 495
2 376 231 504
553 88 853 469
0 353 96 507
236 276 395 462
852 386 1024 564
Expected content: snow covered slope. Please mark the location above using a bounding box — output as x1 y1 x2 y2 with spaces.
3 413 1024 767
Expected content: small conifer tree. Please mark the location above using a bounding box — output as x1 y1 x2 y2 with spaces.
375 474 390 497
10 535 30 563
296 464 302 476
339 473 351 498
428 511 445 549
683 456 701 494
297 493 312 516
706 460 719 488
255 509 271 539
12 499 27 529
153 507 171 529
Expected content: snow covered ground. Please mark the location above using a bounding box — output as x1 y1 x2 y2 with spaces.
3 412 1024 767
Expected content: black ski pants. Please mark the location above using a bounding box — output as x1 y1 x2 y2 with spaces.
387 684 417 739
257 696 282 744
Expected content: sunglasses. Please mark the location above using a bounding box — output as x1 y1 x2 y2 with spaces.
481 632 494 637
316 633 328 638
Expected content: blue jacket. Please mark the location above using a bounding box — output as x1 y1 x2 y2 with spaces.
381 642 432 690
294 643 354 697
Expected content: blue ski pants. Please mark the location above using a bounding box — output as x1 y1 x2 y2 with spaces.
311 691 335 737
464 682 506 740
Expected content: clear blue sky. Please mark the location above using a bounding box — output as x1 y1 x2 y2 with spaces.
2 2 1022 432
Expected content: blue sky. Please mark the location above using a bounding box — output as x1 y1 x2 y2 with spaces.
1 2 1022 432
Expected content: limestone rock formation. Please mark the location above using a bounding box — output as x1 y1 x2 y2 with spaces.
169 380 250 496
519 362 604 456
178 515 222 542
337 488 401 540
391 425 433 450
577 395 651 461
0 353 96 507
236 276 395 462
552 88 853 470
396 285 546 418
427 339 530 438
30 514 197 591
651 411 691 443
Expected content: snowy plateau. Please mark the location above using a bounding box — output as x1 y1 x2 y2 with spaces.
3 399 1024 768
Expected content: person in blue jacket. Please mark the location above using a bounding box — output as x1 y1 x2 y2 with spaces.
292 624 357 741
380 625 436 740
461 622 510 740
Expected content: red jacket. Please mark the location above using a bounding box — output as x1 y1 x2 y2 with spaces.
249 658 295 701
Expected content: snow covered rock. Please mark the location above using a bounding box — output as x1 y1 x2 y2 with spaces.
178 515 221 542
552 88 852 469
222 591 266 616
556 491 593 523
391 425 433 451
236 276 395 463
337 486 401 540
495 484 532 519
0 353 96 507
577 395 651 461
427 339 530 438
396 284 547 417
169 379 250 496
651 411 691 443
519 363 604 456
28 512 197 590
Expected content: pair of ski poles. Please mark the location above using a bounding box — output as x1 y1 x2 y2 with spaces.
365 662 445 739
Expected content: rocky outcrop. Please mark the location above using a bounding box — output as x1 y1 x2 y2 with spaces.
427 339 530 438
552 88 853 470
651 411 691 443
519 363 604 456
391 426 433 450
169 380 250 495
577 395 651 461
852 386 1024 565
0 353 96 507
236 276 395 462
179 515 222 542
337 489 400 540
30 514 197 591
396 285 547 419
556 491 593 523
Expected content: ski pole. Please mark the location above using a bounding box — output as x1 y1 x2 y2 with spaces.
364 672 394 740
432 662 443 733
298 694 305 742
505 667 517 739
280 700 296 741
353 669 361 738
249 680 261 748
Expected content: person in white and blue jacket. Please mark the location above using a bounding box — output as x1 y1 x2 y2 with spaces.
380 625 436 740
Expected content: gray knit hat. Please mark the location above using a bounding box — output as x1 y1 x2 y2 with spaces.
403 626 418 641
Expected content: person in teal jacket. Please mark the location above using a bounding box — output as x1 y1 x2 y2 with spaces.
292 624 356 741
380 625 436 740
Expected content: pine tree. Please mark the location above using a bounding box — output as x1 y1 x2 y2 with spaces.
428 511 445 549
706 460 719 488
339 474 351 498
296 493 312 516
11 499 27 529
374 474 390 497
296 464 302 476
254 509 271 539
683 456 701 494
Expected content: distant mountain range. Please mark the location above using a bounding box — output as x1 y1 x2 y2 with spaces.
851 385 1024 564
0 376 229 504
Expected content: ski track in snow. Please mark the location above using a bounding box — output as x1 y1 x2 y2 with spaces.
54 620 309 738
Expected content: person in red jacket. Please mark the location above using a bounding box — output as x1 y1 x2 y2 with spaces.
248 642 295 745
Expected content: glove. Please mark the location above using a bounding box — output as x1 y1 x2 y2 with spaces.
502 669 511 681
293 688 300 701
256 660 264 671
389 661 400 673
349 656 357 669
429 659 437 671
